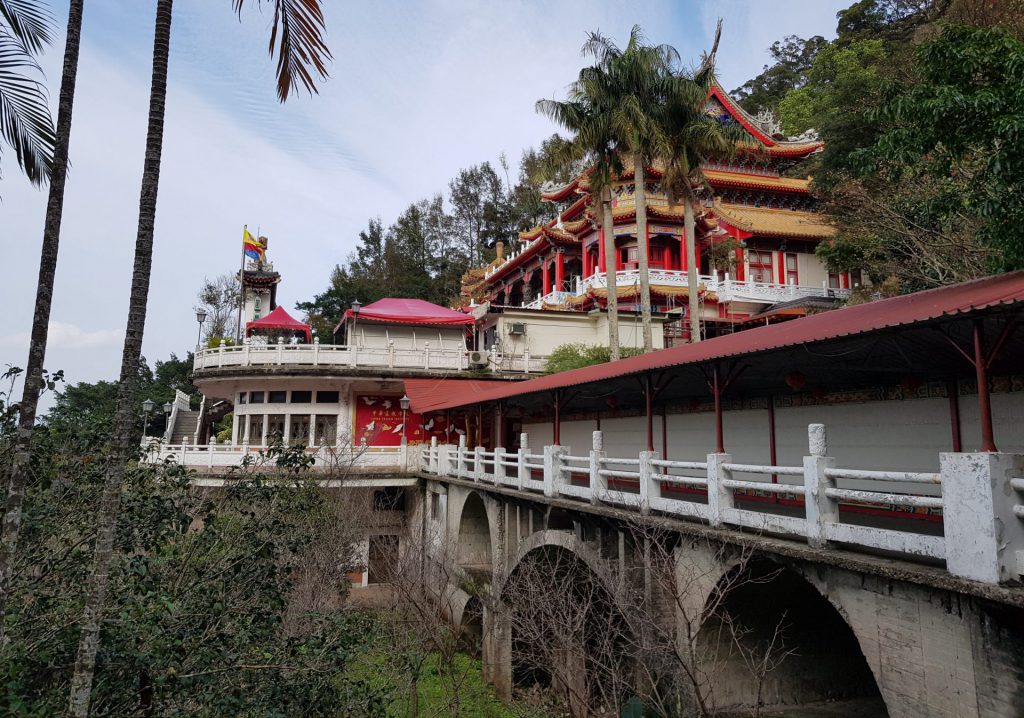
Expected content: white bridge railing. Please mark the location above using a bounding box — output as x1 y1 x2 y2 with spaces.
144 441 417 473
421 424 1024 586
193 338 547 374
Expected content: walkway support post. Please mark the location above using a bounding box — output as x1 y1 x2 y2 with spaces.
457 434 468 479
973 319 997 452
428 436 439 473
713 364 725 453
804 423 838 549
590 430 606 506
473 446 485 482
706 451 733 527
493 445 505 485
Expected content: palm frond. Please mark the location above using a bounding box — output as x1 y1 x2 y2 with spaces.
0 0 54 55
232 0 331 102
0 29 54 185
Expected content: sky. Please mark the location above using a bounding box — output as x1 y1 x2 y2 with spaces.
0 0 850 407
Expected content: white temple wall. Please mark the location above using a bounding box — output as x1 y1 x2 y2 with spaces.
353 324 465 351
489 311 666 358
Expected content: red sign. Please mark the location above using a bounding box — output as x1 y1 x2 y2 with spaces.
353 394 451 447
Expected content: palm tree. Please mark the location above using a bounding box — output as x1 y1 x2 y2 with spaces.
0 0 80 644
656 22 735 343
66 2 331 714
537 39 628 361
583 27 679 353
0 0 55 185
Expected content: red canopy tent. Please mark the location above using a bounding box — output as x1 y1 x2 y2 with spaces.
333 298 474 334
246 305 312 343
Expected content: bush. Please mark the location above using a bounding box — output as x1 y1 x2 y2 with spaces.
544 343 643 374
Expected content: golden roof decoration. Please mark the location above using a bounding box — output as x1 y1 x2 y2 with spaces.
713 202 836 239
703 169 813 193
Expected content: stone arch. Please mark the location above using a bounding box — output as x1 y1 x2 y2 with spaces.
459 595 485 657
455 491 494 579
495 529 616 602
696 558 887 715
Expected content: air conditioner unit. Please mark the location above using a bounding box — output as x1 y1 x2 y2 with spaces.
507 322 527 336
467 350 490 367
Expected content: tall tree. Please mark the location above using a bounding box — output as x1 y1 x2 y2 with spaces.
0 0 55 185
0 0 82 643
656 23 736 343
538 55 624 360
584 26 680 353
66 2 331 714
195 273 241 342
731 35 827 116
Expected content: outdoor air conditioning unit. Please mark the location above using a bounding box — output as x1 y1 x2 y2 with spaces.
467 350 490 367
507 322 527 336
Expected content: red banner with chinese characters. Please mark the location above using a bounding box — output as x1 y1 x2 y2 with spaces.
353 394 452 446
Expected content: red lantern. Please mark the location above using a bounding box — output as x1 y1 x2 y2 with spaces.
785 371 806 392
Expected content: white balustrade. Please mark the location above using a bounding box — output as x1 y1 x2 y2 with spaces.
418 425 1024 585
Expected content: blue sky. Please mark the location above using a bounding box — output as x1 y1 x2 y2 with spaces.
1 0 850 400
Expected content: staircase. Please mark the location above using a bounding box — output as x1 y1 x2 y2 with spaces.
169 410 200 444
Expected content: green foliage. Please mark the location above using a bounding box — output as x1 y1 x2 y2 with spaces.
545 342 643 374
732 35 828 115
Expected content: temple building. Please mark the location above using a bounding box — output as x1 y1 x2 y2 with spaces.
468 84 855 342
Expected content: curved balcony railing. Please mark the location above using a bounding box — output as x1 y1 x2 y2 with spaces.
192 340 547 374
579 270 850 304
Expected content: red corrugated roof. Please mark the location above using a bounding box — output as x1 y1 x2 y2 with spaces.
337 298 474 332
246 305 311 342
404 378 511 414
417 272 1024 412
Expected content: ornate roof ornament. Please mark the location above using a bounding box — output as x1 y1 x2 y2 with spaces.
754 108 783 138
789 128 821 143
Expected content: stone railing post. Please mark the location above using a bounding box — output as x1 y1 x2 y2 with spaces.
639 450 660 515
544 444 566 498
457 434 468 479
493 446 506 485
423 341 431 370
312 337 320 366
942 452 1024 584
517 433 530 491
428 436 438 473
242 338 251 366
474 446 485 482
388 340 395 369
437 443 451 477
706 452 733 527
524 348 531 373
804 423 838 549
589 431 606 505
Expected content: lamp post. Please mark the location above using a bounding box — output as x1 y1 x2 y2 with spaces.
195 308 208 349
142 398 155 436
400 394 411 447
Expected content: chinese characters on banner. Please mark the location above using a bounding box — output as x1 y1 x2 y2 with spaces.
353 394 450 447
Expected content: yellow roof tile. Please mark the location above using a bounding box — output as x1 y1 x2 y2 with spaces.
704 169 812 193
713 202 836 239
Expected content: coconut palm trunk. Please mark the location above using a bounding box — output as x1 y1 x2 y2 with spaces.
633 154 653 351
0 0 84 642
684 199 700 342
67 1 173 714
601 186 620 361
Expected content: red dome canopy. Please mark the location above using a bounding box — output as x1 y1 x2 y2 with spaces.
334 298 474 333
245 305 311 342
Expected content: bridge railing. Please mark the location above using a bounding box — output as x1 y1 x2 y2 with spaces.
421 427 1024 585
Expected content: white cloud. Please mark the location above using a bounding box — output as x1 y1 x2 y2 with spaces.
0 321 121 351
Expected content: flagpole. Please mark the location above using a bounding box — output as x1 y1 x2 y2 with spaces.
236 224 247 342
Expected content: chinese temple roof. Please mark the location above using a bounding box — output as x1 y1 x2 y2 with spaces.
245 306 311 342
714 202 836 240
704 169 813 194
342 298 474 327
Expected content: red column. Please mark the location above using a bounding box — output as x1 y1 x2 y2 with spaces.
735 247 745 281
973 320 997 452
680 231 688 272
555 251 565 290
542 261 551 295
713 364 725 453
598 229 607 272
582 242 590 278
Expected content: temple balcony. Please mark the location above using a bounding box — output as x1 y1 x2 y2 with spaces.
574 270 850 305
192 339 548 374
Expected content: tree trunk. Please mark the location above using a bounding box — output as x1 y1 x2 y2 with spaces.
67 1 173 714
601 187 620 361
685 200 700 343
0 0 85 641
634 155 653 352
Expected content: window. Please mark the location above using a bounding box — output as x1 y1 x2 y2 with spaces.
785 253 799 285
249 391 264 404
316 390 340 403
268 390 287 403
828 272 841 289
238 392 247 405
291 390 312 403
374 487 406 512
749 250 774 283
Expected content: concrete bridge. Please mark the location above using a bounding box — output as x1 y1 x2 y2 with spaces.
415 430 1024 717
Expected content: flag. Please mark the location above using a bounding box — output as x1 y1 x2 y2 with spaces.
243 228 266 262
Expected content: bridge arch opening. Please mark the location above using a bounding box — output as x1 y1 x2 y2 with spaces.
459 595 484 658
502 545 630 715
697 560 887 716
456 492 493 579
